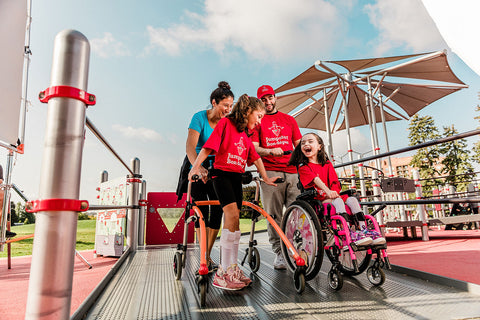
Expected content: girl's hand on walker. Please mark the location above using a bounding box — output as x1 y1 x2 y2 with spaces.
188 169 201 182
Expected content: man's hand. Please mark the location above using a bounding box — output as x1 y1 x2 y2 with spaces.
269 148 284 157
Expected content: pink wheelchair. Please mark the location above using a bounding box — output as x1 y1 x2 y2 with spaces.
280 188 391 290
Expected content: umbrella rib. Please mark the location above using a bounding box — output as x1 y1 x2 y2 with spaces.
356 86 408 120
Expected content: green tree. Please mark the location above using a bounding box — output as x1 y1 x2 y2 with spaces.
408 114 441 191
472 104 480 164
17 202 35 224
439 125 474 191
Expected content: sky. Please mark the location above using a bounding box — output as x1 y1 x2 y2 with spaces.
3 0 480 204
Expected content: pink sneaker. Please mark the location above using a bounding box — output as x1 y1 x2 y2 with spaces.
349 229 373 246
361 227 386 245
233 265 252 286
213 265 245 291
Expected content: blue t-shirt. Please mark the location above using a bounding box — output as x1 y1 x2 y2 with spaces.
189 110 214 154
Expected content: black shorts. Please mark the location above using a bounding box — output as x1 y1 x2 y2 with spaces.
211 169 243 210
191 179 223 229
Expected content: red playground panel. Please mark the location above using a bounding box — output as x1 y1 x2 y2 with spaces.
145 192 194 245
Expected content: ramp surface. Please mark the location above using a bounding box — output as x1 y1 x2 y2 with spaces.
84 233 480 320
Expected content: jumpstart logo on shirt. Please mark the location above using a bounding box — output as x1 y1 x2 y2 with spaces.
265 122 289 147
269 121 283 137
227 137 247 168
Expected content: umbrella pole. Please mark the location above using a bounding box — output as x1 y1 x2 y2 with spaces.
323 88 334 160
367 77 382 170
340 81 355 188
378 93 393 177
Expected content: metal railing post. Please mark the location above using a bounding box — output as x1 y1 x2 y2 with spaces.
413 170 429 241
127 158 140 251
138 180 146 246
0 151 14 251
372 171 384 228
25 30 91 319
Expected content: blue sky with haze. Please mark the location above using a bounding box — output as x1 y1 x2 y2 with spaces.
5 0 480 202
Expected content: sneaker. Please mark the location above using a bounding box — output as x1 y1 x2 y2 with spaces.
212 265 245 291
6 230 16 238
362 227 386 245
233 265 252 286
273 253 287 270
350 230 373 246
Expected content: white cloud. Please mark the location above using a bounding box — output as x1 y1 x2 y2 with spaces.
90 32 131 58
145 0 346 62
112 124 163 141
364 0 446 55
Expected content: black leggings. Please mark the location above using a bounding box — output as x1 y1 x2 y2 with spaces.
191 179 223 229
211 169 243 210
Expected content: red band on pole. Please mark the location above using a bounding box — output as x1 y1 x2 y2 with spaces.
139 199 148 207
347 149 353 152
26 199 89 213
39 85 96 105
127 178 142 183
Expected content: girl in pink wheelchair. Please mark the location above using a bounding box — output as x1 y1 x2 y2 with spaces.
289 132 385 246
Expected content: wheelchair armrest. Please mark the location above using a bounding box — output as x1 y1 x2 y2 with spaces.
340 189 357 197
296 188 317 201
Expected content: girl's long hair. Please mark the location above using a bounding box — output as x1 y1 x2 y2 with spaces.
288 132 329 167
227 94 265 135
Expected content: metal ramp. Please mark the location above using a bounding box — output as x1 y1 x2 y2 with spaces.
84 233 480 320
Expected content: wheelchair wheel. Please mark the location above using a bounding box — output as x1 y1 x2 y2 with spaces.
173 252 183 280
367 266 385 286
328 268 343 291
281 200 324 281
249 247 261 272
326 236 372 276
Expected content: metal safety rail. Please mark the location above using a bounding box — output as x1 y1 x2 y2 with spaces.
78 232 480 320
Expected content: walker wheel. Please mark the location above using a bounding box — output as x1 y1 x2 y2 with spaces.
173 252 183 280
198 278 207 307
367 266 385 286
249 247 261 272
328 268 343 291
294 270 305 293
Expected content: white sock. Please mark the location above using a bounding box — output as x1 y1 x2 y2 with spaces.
219 229 236 269
332 198 346 213
233 230 241 266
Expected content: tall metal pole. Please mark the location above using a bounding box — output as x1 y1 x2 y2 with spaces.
0 151 14 251
127 158 140 251
377 93 393 177
340 77 355 188
323 88 334 160
25 30 91 319
138 180 147 246
367 77 382 170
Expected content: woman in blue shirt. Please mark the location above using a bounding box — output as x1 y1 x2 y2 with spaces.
185 81 234 272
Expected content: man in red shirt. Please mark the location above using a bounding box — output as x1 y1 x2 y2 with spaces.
252 85 302 269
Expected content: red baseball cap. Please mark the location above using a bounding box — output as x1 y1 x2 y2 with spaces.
257 85 275 99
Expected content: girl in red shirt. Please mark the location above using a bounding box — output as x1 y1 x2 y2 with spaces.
289 132 385 246
189 94 280 290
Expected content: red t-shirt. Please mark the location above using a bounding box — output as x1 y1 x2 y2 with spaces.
298 162 347 202
251 111 302 173
203 117 260 173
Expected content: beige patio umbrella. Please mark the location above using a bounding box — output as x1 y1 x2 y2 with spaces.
275 50 467 174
